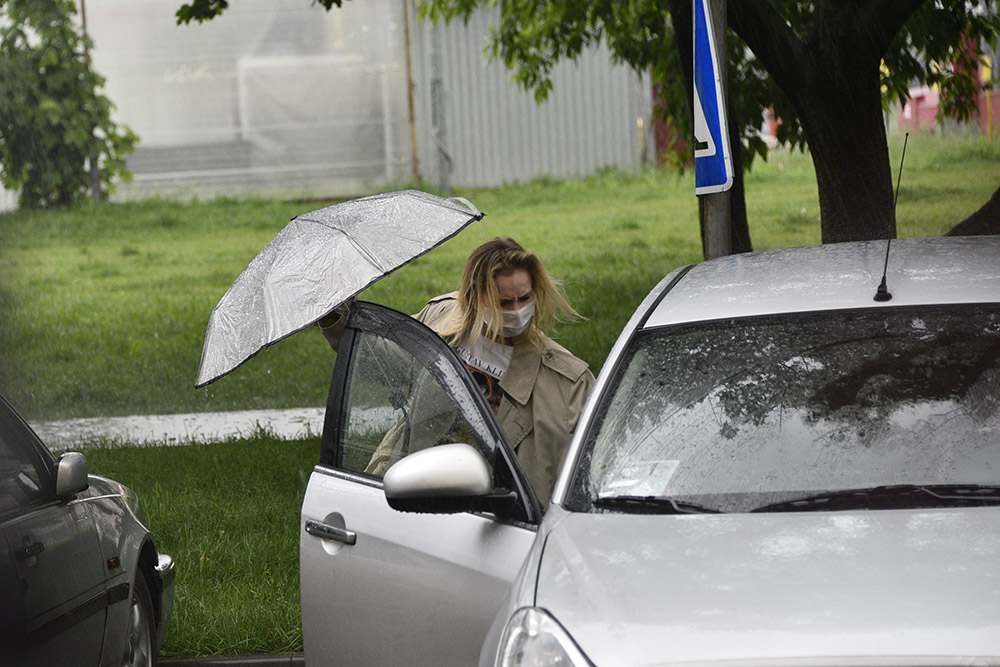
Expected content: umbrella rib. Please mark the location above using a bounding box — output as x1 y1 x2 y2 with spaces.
319 224 387 273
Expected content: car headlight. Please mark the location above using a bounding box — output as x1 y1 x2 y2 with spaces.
496 607 592 667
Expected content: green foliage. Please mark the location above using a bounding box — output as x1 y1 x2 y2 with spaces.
175 0 344 24
886 2 999 122
0 0 137 208
418 0 998 168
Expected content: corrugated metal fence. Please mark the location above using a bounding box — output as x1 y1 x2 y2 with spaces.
410 9 653 189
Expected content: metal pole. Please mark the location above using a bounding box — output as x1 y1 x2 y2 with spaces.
402 0 421 183
430 23 451 191
80 0 101 204
699 0 730 259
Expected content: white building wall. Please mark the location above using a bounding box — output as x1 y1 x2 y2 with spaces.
75 0 651 201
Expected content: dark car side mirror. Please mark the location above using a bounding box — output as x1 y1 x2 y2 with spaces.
55 452 89 497
383 443 517 514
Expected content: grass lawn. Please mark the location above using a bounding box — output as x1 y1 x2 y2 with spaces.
3 134 994 422
84 435 317 657
2 133 998 657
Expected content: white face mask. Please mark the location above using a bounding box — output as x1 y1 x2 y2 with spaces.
501 300 535 338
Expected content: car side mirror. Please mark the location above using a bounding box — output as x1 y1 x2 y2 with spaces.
56 452 89 497
383 443 517 514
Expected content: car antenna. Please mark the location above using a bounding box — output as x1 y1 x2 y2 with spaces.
874 132 909 302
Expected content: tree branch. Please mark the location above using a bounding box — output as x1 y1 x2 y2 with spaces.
727 0 811 96
853 0 926 60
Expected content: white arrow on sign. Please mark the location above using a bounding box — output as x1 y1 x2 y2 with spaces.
693 0 733 194
693 83 716 159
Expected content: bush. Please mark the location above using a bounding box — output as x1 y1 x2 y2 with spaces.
0 0 137 208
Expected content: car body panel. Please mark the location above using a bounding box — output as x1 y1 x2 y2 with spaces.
301 466 536 665
77 475 174 666
3 497 106 665
644 237 1000 329
530 508 1000 666
301 302 540 666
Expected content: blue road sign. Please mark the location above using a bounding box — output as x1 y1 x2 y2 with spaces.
694 0 733 194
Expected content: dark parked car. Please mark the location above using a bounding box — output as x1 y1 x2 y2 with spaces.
0 392 174 666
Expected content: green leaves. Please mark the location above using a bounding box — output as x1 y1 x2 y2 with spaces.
175 0 229 25
885 1 1000 125
176 0 345 25
0 0 137 208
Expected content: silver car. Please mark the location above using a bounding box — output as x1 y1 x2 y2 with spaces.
300 236 1000 666
0 393 174 666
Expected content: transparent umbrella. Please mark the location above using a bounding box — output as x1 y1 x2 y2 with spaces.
196 190 483 387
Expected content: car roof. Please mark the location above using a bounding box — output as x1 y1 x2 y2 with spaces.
642 236 1000 330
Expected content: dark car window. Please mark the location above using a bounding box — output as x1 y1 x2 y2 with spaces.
0 401 54 516
568 305 1000 513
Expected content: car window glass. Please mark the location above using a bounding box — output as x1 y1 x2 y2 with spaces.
0 404 53 515
569 305 1000 513
338 329 497 478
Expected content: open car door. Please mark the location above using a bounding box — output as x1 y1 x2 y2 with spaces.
300 302 542 666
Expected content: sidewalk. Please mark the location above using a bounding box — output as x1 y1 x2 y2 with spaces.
30 407 325 450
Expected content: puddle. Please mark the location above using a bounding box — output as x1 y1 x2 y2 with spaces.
30 407 326 451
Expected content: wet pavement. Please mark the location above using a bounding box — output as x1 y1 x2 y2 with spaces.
30 407 325 450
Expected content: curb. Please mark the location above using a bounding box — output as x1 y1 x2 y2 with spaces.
160 655 304 667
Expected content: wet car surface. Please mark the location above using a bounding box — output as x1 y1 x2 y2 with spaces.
0 392 174 666
299 236 1000 666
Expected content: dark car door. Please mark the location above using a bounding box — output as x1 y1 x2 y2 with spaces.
0 396 106 665
300 302 542 666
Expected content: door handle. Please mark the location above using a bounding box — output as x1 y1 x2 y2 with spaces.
305 519 357 545
16 541 45 562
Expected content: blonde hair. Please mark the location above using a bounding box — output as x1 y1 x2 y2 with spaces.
442 237 581 344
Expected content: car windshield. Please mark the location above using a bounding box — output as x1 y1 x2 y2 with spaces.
567 305 1000 514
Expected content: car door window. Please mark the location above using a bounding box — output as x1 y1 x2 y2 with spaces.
320 302 539 522
0 400 54 516
339 329 497 477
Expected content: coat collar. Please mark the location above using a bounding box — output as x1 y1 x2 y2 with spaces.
499 339 541 405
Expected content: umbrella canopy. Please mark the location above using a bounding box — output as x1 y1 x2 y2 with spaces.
196 190 483 387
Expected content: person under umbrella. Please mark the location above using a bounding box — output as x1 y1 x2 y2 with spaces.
319 237 594 508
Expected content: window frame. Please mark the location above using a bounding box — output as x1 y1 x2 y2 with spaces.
0 395 57 520
318 301 542 524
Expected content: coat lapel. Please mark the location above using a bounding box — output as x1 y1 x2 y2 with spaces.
500 339 540 405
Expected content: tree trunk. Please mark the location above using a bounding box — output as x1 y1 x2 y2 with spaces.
727 0 924 245
946 184 1000 236
795 62 896 243
726 108 752 253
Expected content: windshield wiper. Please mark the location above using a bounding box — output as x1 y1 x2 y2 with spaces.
593 495 723 515
750 484 1000 513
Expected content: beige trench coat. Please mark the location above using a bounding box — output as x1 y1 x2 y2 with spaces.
321 293 595 508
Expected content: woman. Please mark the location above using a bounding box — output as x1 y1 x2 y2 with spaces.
321 237 594 508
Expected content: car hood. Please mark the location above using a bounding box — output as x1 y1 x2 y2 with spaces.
535 508 1000 666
